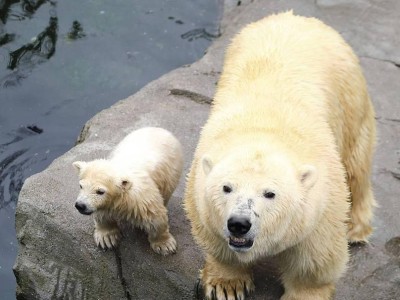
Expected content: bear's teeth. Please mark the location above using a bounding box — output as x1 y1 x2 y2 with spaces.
231 237 246 243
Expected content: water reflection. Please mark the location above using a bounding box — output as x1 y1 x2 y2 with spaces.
0 32 15 46
0 0 53 23
0 149 28 208
0 0 58 87
67 20 85 41
181 28 220 42
0 125 44 208
8 15 58 70
0 0 50 24
0 0 19 24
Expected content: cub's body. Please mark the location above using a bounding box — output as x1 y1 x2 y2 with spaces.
74 127 183 255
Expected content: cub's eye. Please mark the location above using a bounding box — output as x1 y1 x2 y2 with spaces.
79 184 82 189
96 189 105 195
263 191 275 199
223 185 232 194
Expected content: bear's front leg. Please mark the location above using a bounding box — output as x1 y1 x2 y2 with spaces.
145 205 177 256
201 255 254 300
279 230 348 300
93 215 121 249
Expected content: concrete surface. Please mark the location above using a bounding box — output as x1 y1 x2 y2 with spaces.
14 0 400 299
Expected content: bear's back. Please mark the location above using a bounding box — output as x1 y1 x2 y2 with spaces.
205 12 374 161
110 127 183 202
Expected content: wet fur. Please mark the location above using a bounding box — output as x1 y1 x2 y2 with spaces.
184 12 376 300
74 127 183 255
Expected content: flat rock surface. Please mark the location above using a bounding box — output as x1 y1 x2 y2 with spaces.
15 0 400 299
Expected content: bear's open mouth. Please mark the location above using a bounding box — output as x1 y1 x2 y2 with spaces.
229 236 254 249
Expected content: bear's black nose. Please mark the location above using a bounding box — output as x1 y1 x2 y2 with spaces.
227 216 252 235
75 202 87 213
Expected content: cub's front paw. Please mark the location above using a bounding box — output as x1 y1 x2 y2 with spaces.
150 233 177 256
202 275 254 300
94 227 121 249
347 221 372 244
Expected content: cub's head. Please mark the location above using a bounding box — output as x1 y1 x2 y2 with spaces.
72 160 131 215
200 148 318 261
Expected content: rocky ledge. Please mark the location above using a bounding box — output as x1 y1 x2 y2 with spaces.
15 0 400 299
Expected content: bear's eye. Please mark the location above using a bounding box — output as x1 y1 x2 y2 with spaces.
263 191 275 199
79 184 82 189
96 189 105 195
223 185 232 194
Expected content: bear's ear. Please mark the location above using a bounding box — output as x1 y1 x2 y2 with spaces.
202 156 213 176
299 164 317 191
119 179 132 191
72 161 86 172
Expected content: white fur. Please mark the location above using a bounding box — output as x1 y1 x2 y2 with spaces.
73 127 183 255
184 12 376 300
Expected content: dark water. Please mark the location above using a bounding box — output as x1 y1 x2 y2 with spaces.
0 0 220 298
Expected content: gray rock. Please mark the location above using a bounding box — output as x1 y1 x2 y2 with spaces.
14 0 400 299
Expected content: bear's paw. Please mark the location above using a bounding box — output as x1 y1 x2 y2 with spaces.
347 221 372 244
94 227 121 249
201 274 254 300
150 233 177 256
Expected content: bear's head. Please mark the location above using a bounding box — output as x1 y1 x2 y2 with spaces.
72 160 132 215
200 146 319 262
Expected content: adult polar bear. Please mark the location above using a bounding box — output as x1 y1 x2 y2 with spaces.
184 12 376 300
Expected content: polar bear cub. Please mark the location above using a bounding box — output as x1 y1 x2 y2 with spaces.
73 127 183 256
184 12 376 300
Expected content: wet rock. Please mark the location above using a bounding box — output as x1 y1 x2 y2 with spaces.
385 237 400 257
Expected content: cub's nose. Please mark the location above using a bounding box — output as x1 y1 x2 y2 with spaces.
227 216 252 235
75 202 87 213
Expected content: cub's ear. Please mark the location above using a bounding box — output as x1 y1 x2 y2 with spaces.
119 179 132 191
72 161 86 172
299 164 317 191
202 156 213 176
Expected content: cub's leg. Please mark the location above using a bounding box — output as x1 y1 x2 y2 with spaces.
279 231 348 300
201 255 254 300
345 115 376 243
93 215 121 249
145 202 177 256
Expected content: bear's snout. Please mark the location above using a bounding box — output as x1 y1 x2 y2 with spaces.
75 201 92 215
227 215 252 236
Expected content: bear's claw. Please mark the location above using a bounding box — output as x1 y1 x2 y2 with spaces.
94 228 121 249
194 279 202 299
203 278 253 300
150 233 177 256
